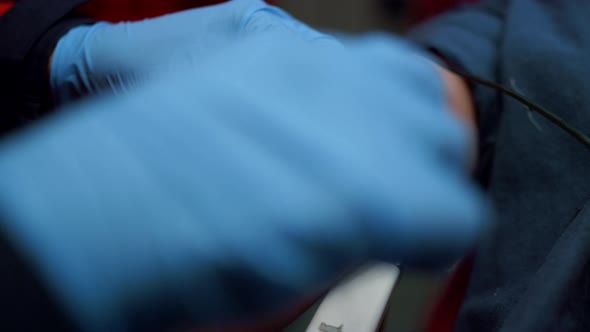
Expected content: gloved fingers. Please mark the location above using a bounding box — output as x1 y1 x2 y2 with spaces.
355 147 487 267
50 0 334 104
238 2 336 43
337 33 473 169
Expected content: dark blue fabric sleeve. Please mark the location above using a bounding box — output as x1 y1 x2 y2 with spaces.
407 0 508 184
0 0 95 134
408 0 506 82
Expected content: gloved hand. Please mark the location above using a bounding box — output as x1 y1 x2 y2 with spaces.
1 33 485 331
50 0 334 104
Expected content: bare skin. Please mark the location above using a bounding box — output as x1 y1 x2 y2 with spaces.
438 66 476 129
436 65 478 168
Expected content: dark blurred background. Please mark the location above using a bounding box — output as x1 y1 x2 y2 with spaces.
279 0 406 32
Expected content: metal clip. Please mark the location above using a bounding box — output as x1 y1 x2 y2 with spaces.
319 322 343 332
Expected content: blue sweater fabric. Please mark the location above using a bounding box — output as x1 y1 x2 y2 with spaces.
410 1 590 331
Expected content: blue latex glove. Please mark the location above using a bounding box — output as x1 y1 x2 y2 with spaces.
50 0 334 104
1 33 485 331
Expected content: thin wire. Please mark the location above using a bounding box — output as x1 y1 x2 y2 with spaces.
446 67 590 151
